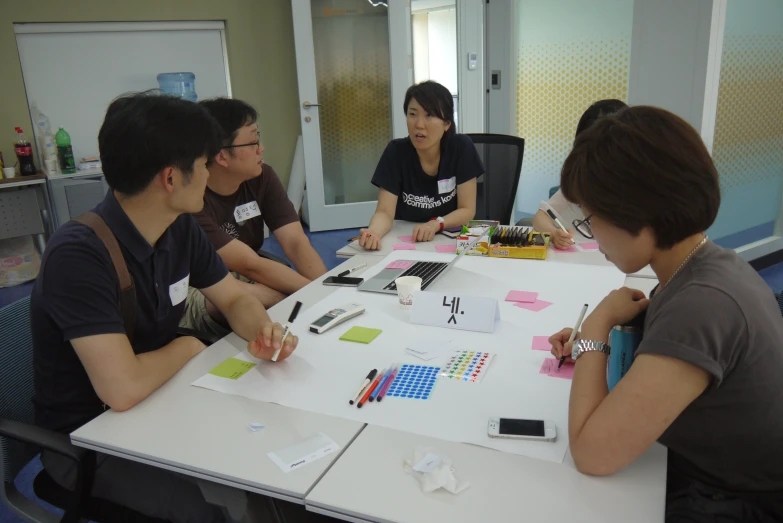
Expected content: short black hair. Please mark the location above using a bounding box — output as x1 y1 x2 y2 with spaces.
98 92 222 196
198 98 258 148
403 81 456 139
574 99 628 139
560 106 720 249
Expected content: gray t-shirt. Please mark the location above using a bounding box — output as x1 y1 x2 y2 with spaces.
637 241 783 494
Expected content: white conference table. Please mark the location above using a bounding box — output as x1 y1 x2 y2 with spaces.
338 220 657 279
70 253 664 522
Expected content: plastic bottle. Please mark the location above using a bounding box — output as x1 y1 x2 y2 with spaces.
30 102 58 167
157 72 198 102
14 127 36 176
55 127 76 174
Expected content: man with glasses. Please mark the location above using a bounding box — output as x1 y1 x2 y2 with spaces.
181 98 327 337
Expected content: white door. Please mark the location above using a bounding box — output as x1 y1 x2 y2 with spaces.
292 0 413 231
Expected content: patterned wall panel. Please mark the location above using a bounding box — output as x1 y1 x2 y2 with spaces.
515 39 630 182
313 7 391 204
712 34 783 191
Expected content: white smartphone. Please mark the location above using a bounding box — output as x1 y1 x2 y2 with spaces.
487 418 557 441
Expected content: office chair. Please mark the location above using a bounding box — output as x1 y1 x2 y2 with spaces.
0 296 166 523
467 134 525 224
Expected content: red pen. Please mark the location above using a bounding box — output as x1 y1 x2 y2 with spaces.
357 374 381 408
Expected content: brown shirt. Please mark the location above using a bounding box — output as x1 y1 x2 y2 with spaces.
637 241 783 495
194 164 299 252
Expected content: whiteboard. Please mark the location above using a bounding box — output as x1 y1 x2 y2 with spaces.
15 22 231 163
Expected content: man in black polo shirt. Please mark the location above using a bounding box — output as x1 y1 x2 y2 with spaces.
31 93 299 522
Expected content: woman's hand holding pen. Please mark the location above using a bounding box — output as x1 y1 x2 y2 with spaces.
549 328 580 364
358 229 382 251
551 229 575 250
249 322 299 361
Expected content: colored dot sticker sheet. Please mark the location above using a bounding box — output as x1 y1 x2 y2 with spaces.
439 350 495 383
386 364 440 400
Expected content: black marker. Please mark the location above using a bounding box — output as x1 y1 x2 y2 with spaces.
272 301 303 362
546 209 575 244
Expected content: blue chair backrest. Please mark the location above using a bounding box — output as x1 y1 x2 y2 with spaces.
0 296 37 484
549 185 560 199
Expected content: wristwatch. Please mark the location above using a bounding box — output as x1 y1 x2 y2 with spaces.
571 339 611 361
430 216 445 231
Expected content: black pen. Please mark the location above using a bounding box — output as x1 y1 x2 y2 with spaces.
349 369 378 405
271 301 303 362
560 304 588 369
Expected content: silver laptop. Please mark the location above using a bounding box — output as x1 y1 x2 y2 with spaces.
358 234 484 295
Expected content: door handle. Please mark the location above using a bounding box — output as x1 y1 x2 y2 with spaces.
302 101 321 109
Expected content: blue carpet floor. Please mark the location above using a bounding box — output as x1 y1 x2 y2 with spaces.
2 222 783 521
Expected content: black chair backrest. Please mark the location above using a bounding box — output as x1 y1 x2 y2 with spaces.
0 296 37 484
466 134 525 224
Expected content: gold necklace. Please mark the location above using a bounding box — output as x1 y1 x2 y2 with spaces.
659 235 708 291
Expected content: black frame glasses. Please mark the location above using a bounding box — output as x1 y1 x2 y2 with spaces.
573 215 594 239
223 132 261 150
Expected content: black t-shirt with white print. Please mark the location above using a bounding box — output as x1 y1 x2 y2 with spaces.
371 133 484 222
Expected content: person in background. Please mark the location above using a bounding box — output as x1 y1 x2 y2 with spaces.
532 99 627 249
181 98 327 338
31 93 298 523
359 80 484 250
548 106 783 522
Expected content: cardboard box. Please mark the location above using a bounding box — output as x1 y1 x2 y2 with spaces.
456 220 498 256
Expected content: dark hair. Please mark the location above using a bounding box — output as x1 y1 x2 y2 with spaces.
560 106 720 249
198 98 258 149
403 81 456 139
99 92 222 196
575 99 628 139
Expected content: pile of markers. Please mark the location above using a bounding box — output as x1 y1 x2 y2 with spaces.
348 366 399 408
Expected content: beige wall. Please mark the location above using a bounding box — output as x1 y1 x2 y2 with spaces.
0 0 301 187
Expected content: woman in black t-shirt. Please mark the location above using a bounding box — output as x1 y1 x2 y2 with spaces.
359 81 484 250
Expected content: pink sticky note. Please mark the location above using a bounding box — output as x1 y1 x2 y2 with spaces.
505 290 538 303
554 245 580 253
531 336 551 351
393 243 416 251
549 361 575 380
435 244 457 254
580 242 600 251
398 235 414 243
386 260 414 270
514 300 553 312
539 358 556 375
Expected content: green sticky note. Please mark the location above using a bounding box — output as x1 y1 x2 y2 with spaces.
209 357 256 380
339 326 382 344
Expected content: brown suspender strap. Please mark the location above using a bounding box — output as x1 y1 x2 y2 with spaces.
72 212 137 343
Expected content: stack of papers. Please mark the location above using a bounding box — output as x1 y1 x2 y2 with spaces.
405 339 453 361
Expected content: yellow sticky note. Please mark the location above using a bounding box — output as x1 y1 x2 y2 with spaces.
339 326 382 344
209 357 256 380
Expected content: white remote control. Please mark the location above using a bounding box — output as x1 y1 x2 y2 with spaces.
309 304 365 334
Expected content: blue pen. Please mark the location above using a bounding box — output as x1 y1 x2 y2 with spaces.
369 367 392 402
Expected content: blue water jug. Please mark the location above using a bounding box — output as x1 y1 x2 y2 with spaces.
157 72 197 102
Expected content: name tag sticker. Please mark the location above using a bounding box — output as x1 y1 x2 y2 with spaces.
437 177 457 194
169 274 190 306
233 201 261 223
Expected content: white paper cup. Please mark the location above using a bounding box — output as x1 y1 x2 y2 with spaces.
2 167 17 179
395 276 422 309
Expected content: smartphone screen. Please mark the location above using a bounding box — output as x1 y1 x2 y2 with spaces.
323 276 363 287
498 419 545 437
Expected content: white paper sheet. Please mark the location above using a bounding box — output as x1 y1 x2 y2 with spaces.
193 251 626 464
